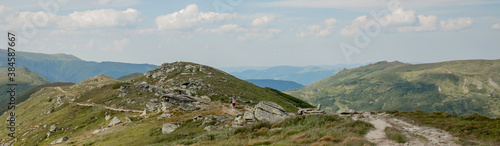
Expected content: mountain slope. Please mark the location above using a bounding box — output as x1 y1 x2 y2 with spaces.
0 49 158 83
0 67 51 107
246 79 303 91
0 62 313 145
287 60 500 117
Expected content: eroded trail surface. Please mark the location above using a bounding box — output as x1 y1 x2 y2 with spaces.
357 113 459 146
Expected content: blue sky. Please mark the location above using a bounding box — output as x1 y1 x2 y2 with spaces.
1 0 499 67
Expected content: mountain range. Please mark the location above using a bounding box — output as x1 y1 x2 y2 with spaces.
0 49 158 83
287 60 500 117
223 64 362 86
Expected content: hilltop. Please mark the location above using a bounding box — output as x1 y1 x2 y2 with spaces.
0 49 158 83
287 60 500 117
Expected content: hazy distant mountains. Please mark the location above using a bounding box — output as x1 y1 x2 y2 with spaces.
246 79 303 91
0 49 158 83
223 65 362 86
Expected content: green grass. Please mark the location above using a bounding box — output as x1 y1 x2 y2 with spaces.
384 127 408 143
389 110 500 145
111 82 131 89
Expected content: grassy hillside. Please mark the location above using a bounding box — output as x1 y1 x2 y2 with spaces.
287 60 500 117
0 62 315 145
0 49 158 83
0 67 51 107
0 82 74 114
117 73 143 81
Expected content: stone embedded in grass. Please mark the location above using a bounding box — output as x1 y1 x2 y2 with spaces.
50 136 69 144
50 125 57 133
162 123 179 134
108 116 123 127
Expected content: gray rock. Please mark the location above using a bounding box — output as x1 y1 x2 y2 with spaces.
161 94 197 104
50 137 68 144
126 117 132 123
201 95 211 101
243 111 255 122
204 125 216 132
50 125 57 133
108 117 122 127
161 102 174 112
193 115 203 121
162 123 179 134
232 115 245 127
92 128 107 134
179 103 197 111
316 104 322 111
161 112 173 118
254 101 288 123
201 117 214 126
105 115 111 121
140 109 148 116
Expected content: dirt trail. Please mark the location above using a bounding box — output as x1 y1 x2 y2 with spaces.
358 113 459 146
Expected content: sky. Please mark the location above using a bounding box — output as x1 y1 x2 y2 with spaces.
0 0 499 68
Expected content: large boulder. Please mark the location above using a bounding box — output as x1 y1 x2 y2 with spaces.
162 123 179 134
253 101 288 123
50 137 69 144
161 94 197 104
108 117 123 127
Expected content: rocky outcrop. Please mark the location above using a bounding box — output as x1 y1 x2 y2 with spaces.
108 117 123 127
161 94 197 104
50 137 68 144
253 101 288 123
162 123 179 134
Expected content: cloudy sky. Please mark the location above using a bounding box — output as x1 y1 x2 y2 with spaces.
1 0 499 67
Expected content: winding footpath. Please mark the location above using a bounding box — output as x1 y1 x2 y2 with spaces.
357 113 459 146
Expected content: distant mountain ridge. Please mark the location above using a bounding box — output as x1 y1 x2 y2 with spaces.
246 79 303 91
0 49 158 83
287 60 500 117
225 64 362 86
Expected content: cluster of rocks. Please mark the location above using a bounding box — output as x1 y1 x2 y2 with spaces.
298 104 326 115
232 101 291 127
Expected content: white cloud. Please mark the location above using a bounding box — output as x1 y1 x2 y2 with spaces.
340 16 370 36
113 38 129 51
60 8 141 28
397 15 437 32
155 4 236 30
341 8 436 35
200 24 246 34
297 18 337 38
492 23 500 30
3 8 142 29
251 15 276 27
440 17 473 31
384 8 416 25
